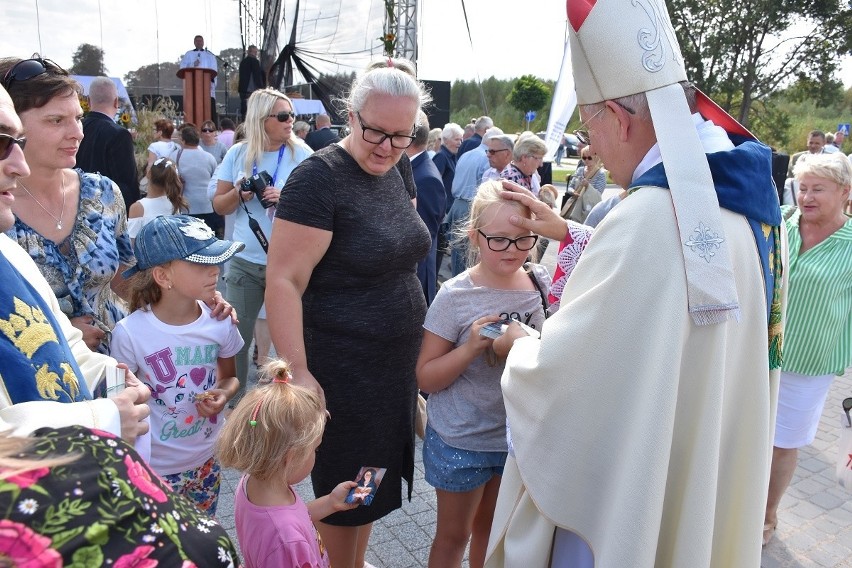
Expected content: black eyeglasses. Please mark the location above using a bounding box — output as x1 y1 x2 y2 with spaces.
477 230 538 252
355 112 416 149
486 148 509 156
268 111 296 122
573 100 636 145
0 134 26 160
2 57 68 91
582 156 594 161
201 128 216 133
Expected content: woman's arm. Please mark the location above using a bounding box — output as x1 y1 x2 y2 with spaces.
212 178 253 215
416 316 500 393
265 218 333 398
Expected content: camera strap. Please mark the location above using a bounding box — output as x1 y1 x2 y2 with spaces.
240 199 269 253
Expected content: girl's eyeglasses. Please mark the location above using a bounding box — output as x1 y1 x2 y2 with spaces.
477 230 539 252
0 134 26 160
2 57 68 91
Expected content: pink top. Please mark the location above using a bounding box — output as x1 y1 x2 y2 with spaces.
235 476 330 568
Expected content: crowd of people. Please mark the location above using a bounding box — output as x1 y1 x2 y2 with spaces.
0 0 850 565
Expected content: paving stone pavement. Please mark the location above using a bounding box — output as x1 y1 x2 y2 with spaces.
761 369 852 568
214 234 852 567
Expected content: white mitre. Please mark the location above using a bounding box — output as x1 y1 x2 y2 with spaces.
569 0 756 325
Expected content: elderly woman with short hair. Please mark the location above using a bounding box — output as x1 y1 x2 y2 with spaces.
764 151 852 546
501 132 546 196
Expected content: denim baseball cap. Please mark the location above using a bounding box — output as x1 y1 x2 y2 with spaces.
122 215 245 278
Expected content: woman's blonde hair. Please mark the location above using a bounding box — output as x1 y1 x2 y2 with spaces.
460 180 536 266
0 430 77 479
216 359 326 482
794 151 852 189
242 88 300 176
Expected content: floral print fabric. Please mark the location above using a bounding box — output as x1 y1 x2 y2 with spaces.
0 425 239 567
6 170 135 353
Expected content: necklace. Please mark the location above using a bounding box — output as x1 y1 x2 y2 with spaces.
18 175 67 230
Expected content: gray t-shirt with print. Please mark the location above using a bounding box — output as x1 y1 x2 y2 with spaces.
423 265 549 452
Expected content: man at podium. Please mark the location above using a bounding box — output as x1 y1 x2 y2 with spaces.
180 35 218 122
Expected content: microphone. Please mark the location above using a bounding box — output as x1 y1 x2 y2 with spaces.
206 48 231 68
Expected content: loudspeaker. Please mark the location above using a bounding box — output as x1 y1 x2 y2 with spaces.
422 80 451 129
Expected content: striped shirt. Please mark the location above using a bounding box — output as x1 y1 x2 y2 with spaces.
782 206 852 376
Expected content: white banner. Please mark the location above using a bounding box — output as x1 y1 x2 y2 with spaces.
544 39 577 161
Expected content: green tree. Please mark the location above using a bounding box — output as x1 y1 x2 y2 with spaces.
124 62 183 97
668 0 852 129
68 43 107 75
507 75 549 115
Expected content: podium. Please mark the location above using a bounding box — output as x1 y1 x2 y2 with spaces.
177 67 217 126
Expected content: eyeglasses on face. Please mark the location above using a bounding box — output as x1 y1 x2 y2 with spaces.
582 156 594 161
355 112 416 149
201 128 216 133
2 57 68 91
573 100 637 145
268 111 296 122
486 148 509 156
0 134 26 160
476 229 538 252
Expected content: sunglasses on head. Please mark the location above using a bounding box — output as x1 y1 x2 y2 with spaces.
0 133 26 160
2 57 68 91
268 111 296 122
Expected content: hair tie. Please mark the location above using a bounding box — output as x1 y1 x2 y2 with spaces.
249 371 292 426
387 57 394 68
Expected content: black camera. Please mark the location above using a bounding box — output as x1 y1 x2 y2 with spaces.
240 171 275 208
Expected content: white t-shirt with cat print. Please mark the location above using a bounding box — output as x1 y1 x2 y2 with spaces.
110 302 244 475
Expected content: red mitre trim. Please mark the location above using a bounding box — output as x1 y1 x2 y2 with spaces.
567 0 596 31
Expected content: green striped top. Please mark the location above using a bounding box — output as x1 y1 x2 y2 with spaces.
782 206 852 376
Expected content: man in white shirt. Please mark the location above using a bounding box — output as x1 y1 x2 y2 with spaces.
180 35 219 121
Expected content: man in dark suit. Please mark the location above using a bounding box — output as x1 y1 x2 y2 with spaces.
305 113 340 151
238 45 266 120
406 111 447 305
76 77 139 209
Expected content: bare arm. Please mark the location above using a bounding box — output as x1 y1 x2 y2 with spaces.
212 178 253 216
307 481 359 521
265 218 333 399
416 316 500 394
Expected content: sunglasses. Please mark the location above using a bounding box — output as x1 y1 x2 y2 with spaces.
486 148 509 156
582 156 594 161
201 128 216 133
0 133 26 160
268 111 296 122
2 57 68 91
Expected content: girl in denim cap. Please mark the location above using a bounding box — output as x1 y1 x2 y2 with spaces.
111 214 245 513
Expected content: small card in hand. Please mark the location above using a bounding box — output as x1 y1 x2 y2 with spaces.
345 466 387 506
479 320 510 340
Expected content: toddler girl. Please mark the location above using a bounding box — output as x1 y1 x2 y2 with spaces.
217 359 358 568
111 215 245 513
416 180 550 568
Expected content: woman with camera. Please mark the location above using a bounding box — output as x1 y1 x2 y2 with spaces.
213 88 311 399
